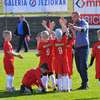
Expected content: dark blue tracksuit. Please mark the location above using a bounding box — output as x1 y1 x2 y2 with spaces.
15 19 30 52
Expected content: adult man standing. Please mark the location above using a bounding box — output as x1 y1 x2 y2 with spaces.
69 12 89 90
15 16 30 52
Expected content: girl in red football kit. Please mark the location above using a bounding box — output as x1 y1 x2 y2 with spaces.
89 30 100 85
54 28 70 92
20 63 49 94
3 30 23 92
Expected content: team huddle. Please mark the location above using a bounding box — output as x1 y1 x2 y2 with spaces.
2 16 100 94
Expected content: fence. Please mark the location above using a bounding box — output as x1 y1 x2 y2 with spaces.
0 16 98 49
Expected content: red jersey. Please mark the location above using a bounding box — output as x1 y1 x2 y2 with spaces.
92 41 100 79
54 35 70 75
54 35 68 60
22 67 44 88
38 40 55 72
3 41 14 61
3 41 14 76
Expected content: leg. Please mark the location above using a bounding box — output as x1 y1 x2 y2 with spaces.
75 48 81 74
16 36 24 52
76 47 89 89
24 38 29 52
49 73 56 90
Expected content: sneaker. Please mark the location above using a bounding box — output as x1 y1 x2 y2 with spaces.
6 87 15 93
98 81 100 86
77 85 89 90
53 88 57 91
20 85 33 94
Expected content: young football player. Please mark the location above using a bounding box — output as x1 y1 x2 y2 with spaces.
54 28 70 92
89 30 100 85
20 63 49 94
3 30 23 92
37 30 56 91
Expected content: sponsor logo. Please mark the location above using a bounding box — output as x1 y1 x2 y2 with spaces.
76 0 85 8
76 0 100 8
29 0 36 7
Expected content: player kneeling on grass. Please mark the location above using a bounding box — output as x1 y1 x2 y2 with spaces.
89 30 100 85
3 30 23 93
20 63 49 94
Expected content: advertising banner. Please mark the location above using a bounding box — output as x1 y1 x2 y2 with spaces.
74 0 100 28
3 0 68 13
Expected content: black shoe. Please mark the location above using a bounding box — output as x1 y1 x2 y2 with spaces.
53 88 57 91
77 85 89 90
20 85 25 93
24 50 28 52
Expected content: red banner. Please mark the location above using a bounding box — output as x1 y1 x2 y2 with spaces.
80 14 100 28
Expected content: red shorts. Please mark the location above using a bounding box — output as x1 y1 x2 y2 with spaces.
3 59 14 76
54 59 69 75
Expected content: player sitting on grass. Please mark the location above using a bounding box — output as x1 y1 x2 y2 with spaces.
3 30 23 93
20 63 49 94
89 30 100 85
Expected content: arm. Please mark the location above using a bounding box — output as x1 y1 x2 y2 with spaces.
68 21 89 32
23 21 31 36
43 44 53 48
12 51 23 59
89 55 95 67
42 20 55 34
55 43 64 47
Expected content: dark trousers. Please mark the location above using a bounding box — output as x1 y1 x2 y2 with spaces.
17 36 28 52
75 46 89 87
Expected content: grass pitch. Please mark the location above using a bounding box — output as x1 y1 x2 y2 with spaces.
0 51 100 100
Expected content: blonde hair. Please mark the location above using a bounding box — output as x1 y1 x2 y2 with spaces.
41 31 50 40
3 30 12 39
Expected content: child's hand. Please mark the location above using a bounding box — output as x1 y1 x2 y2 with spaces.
17 54 23 59
36 53 40 57
42 20 47 27
59 17 67 27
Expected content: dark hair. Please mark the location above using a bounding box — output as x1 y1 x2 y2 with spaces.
72 11 80 16
40 63 49 70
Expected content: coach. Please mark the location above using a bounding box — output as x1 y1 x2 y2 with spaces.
69 12 89 90
14 16 30 52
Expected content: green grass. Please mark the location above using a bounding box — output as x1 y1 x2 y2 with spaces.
0 50 100 100
0 0 73 16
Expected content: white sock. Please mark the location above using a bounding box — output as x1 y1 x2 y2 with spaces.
41 75 48 90
6 75 13 88
69 77 72 90
50 74 56 88
62 76 68 91
57 75 62 91
67 76 71 92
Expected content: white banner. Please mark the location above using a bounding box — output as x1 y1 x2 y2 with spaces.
3 0 68 13
74 0 100 28
74 0 100 14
